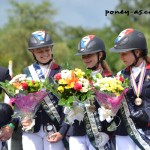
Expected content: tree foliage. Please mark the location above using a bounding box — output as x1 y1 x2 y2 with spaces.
0 0 62 73
106 0 150 73
0 0 150 75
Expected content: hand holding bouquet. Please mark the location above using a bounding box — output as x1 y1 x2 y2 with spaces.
50 68 94 124
93 74 129 122
0 74 50 119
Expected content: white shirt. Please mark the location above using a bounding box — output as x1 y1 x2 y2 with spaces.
131 62 143 79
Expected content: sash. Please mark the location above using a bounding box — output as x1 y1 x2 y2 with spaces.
83 69 111 150
43 94 60 123
120 96 150 150
84 100 110 150
29 62 52 81
28 62 61 124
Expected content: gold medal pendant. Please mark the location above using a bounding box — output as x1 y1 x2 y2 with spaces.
130 61 146 107
134 97 142 106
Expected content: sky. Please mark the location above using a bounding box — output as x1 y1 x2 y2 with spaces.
0 0 119 29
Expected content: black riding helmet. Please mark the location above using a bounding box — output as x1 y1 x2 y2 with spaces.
76 35 106 59
76 35 106 70
110 28 148 66
28 30 54 50
28 30 54 65
110 28 148 55
0 103 13 128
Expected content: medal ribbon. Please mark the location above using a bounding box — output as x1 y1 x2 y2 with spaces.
44 63 52 78
33 62 53 81
130 61 146 98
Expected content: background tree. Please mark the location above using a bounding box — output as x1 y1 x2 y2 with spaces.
0 0 150 74
105 0 150 73
0 0 62 73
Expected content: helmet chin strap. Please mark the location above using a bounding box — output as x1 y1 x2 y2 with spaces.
87 62 99 70
131 51 140 67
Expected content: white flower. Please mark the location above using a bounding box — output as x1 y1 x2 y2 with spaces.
78 78 90 93
79 78 89 85
98 106 114 123
80 86 89 93
61 70 71 79
15 89 20 94
9 74 27 84
66 105 84 124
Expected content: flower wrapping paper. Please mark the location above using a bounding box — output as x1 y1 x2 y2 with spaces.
11 91 48 118
95 88 128 122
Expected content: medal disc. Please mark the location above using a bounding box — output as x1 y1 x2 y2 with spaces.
134 98 142 106
47 125 53 131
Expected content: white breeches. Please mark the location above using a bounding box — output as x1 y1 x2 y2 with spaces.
22 126 65 150
0 140 11 150
116 135 150 150
69 135 96 150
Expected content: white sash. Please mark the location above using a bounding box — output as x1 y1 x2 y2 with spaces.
44 95 60 123
85 100 109 150
122 97 150 150
28 65 40 81
27 64 61 123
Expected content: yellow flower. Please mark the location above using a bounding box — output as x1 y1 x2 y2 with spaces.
74 68 85 78
58 79 67 85
94 76 127 96
65 82 74 89
58 86 64 93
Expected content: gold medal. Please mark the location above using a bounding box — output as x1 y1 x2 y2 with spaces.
130 61 146 106
134 97 142 106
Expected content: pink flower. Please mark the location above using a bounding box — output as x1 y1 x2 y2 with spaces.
74 82 82 91
21 82 28 90
54 73 62 81
116 75 124 82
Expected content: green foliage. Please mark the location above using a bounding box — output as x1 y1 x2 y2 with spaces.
0 80 16 97
0 75 52 98
105 0 150 73
0 93 4 102
53 42 85 70
122 77 130 89
0 0 61 74
48 68 95 108
0 0 150 79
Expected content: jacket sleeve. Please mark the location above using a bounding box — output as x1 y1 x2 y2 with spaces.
58 106 69 136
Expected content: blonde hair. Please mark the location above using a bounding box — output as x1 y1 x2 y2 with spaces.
144 55 150 64
101 60 112 74
139 50 150 64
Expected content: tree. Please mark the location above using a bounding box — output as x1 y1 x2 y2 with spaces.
0 0 62 73
104 0 150 73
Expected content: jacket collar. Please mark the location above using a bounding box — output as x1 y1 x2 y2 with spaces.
103 69 112 77
125 63 150 73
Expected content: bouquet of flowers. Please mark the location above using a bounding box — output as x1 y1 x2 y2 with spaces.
93 74 129 122
0 74 50 119
51 68 94 124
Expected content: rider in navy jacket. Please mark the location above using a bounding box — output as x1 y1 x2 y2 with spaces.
110 28 150 150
